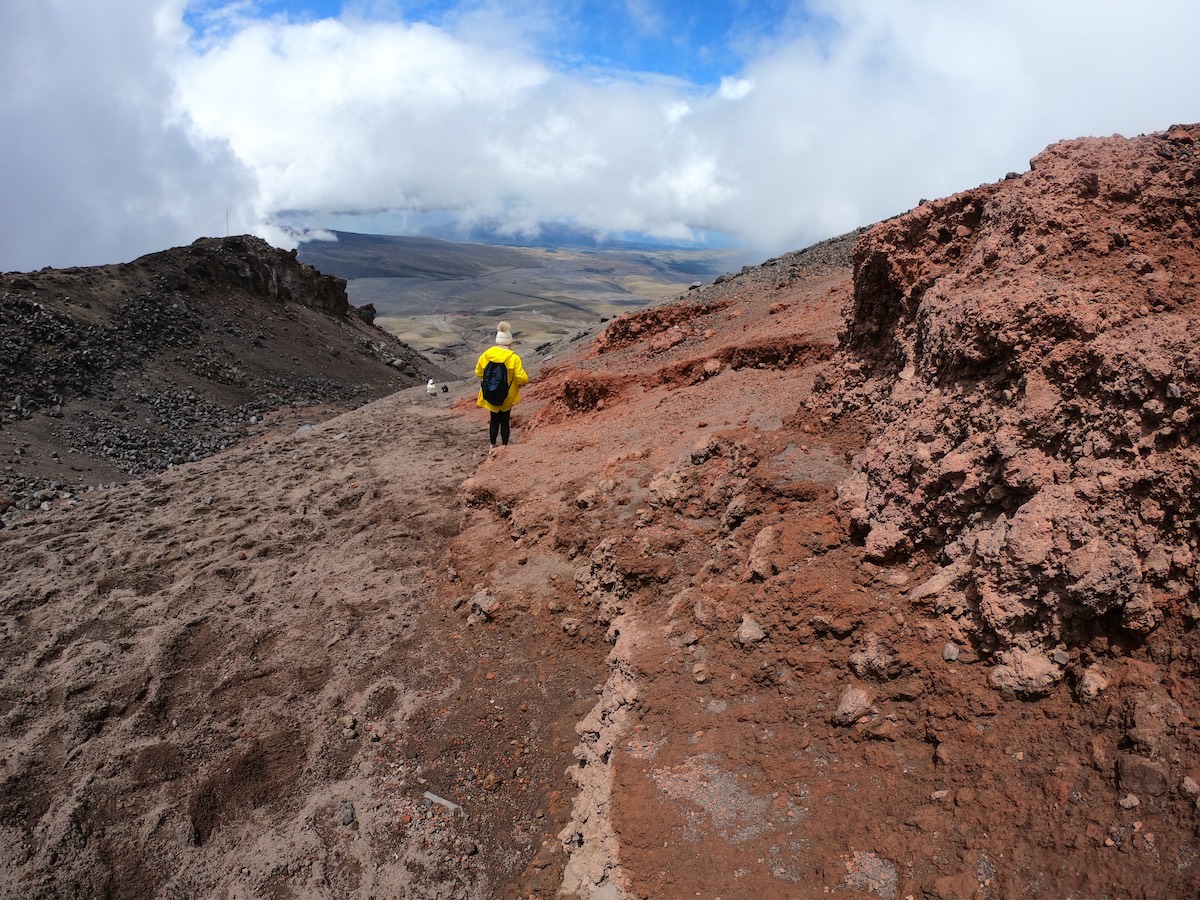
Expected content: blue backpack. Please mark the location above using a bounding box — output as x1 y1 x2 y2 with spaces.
481 358 510 405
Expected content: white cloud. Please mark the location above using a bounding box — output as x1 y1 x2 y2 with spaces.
717 77 754 100
0 0 254 271
665 101 692 125
3 0 1200 271
624 0 665 36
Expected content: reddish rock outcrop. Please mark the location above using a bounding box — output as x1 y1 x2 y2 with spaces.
835 124 1200 692
448 126 1200 898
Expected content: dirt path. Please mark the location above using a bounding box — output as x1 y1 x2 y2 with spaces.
0 383 598 899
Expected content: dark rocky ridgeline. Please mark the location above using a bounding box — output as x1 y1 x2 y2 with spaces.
1 235 454 515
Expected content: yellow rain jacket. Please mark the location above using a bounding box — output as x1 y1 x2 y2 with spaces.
475 346 529 413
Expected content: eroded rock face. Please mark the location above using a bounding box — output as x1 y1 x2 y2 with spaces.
181 235 350 316
1 234 446 497
835 124 1200 656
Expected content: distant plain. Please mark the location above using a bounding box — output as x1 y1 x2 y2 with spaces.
299 231 740 374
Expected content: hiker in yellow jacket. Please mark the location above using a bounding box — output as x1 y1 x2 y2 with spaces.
475 321 529 448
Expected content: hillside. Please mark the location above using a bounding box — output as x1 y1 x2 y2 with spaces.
0 235 451 518
299 231 740 370
1 124 1199 900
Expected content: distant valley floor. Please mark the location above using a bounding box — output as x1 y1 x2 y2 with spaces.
299 231 744 373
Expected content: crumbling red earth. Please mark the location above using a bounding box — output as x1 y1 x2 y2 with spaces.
2 125 1199 899
452 125 1200 899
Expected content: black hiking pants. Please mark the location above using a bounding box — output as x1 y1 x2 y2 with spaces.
489 409 511 446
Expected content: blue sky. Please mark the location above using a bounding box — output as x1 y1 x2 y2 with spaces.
3 1 1200 271
183 0 809 85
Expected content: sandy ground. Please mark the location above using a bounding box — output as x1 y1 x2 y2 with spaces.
0 380 601 899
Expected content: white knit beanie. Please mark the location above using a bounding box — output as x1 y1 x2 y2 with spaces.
495 321 513 346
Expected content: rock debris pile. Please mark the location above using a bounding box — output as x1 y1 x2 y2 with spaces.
1 234 451 515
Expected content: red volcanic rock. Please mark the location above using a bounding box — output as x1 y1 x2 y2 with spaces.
836 124 1200 661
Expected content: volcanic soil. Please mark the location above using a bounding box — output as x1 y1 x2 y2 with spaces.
3 125 1200 900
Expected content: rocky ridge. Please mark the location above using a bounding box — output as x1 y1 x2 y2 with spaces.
1 235 451 518
834 124 1200 695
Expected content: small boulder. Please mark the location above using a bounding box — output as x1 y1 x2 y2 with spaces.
736 614 767 646
989 648 1063 697
832 685 872 726
849 632 900 679
334 801 356 827
1075 665 1109 700
1117 754 1170 798
469 591 500 621
744 526 780 581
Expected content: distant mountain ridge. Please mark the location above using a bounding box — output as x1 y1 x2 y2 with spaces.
297 232 546 281
275 211 738 254
298 230 743 368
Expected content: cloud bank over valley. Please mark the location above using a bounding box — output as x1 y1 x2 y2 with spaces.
3 0 1199 271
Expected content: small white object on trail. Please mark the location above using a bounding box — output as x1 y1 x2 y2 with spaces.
422 790 464 818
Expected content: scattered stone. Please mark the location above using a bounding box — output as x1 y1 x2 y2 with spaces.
849 632 900 679
832 685 872 726
736 613 767 646
811 615 856 638
721 495 748 533
1117 754 1170 798
1127 691 1184 756
989 648 1063 697
469 590 500 622
942 642 960 662
1076 665 1109 700
876 568 910 587
334 801 356 826
744 525 780 580
1119 794 1141 810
